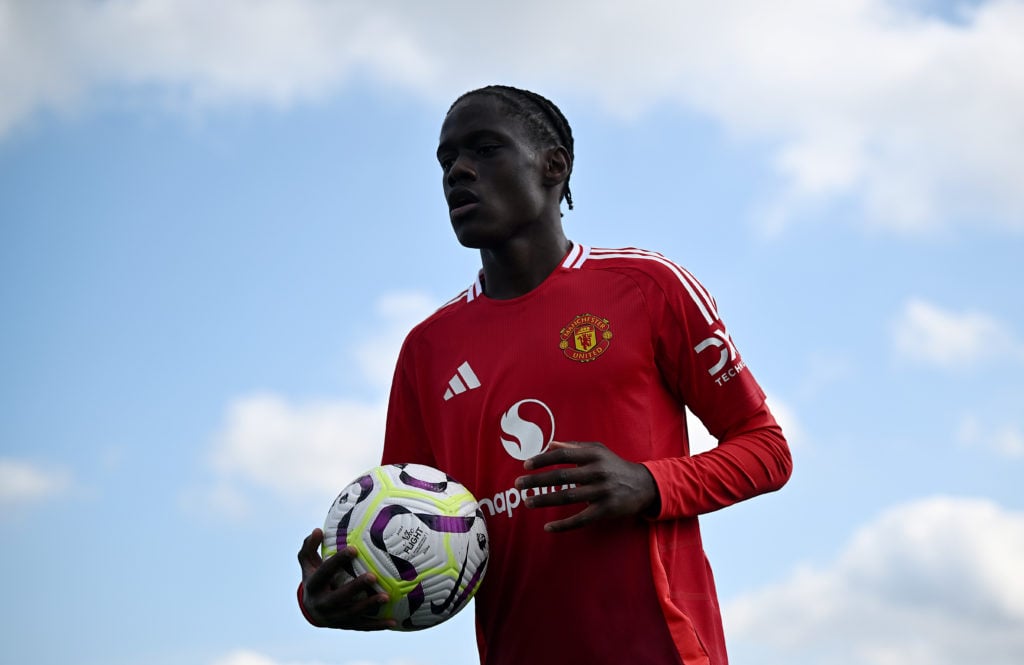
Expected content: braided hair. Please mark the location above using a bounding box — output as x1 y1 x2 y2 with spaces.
448 85 575 211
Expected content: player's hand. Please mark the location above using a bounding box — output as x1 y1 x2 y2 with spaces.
514 441 659 532
297 528 397 630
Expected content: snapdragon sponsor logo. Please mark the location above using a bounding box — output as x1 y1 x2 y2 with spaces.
499 398 554 460
478 483 576 520
478 398 574 520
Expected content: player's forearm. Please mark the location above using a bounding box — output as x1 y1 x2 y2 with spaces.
642 403 792 519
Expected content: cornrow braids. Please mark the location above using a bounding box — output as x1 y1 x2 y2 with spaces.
448 85 575 211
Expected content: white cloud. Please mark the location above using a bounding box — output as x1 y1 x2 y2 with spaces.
211 651 282 665
0 0 441 135
687 393 804 455
198 291 435 515
958 415 1024 459
725 496 1024 665
893 299 1024 369
0 458 71 509
685 408 717 455
209 392 386 503
3 1 1023 232
766 394 805 451
354 292 438 391
209 650 423 665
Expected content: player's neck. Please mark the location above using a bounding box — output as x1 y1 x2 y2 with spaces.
478 233 571 300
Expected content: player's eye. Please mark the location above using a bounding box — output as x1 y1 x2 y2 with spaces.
476 144 499 156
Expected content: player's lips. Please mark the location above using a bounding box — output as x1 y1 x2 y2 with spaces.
447 188 479 217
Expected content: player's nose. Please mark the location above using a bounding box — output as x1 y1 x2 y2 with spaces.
446 153 477 187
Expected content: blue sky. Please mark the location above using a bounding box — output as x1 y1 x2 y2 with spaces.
2 2 1023 664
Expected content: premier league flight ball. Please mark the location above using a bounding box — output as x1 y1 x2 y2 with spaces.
321 463 489 631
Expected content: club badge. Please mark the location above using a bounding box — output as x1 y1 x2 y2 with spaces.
559 313 613 363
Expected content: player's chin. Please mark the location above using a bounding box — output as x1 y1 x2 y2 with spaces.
450 217 498 249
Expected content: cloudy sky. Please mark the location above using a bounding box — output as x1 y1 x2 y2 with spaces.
2 1 1022 664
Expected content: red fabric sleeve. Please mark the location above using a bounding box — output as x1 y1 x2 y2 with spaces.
643 400 792 519
624 258 792 519
381 337 437 467
296 584 325 627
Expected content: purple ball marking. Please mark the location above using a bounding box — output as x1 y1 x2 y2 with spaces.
334 474 376 552
416 513 476 533
406 582 425 615
369 504 409 541
430 544 487 616
398 467 449 493
369 504 419 581
338 466 486 630
452 555 487 609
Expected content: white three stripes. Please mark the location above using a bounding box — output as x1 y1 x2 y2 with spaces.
444 361 481 401
583 247 719 325
462 245 718 327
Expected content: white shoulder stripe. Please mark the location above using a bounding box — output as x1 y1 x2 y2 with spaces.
584 248 719 325
461 244 593 305
562 243 583 268
572 244 591 268
590 248 716 312
561 243 592 269
442 291 467 308
465 272 484 303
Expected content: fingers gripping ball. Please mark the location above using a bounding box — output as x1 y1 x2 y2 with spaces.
322 463 489 631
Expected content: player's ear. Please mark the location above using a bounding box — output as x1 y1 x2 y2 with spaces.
543 146 571 188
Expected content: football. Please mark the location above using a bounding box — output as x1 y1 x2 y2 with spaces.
321 463 489 631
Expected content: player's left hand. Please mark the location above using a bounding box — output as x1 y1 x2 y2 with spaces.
515 441 659 532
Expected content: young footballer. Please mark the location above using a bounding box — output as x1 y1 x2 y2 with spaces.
298 85 793 665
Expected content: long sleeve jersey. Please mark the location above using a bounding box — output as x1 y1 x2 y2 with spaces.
378 244 791 664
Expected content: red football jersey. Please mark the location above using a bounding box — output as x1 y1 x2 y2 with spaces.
382 244 792 665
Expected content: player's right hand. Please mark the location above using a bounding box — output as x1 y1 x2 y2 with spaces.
297 528 397 630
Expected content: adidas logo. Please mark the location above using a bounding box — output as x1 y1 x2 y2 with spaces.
443 361 481 401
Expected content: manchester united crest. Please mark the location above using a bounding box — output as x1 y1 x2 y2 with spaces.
559 313 613 363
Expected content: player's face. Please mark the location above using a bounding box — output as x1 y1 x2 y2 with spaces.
437 96 554 249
